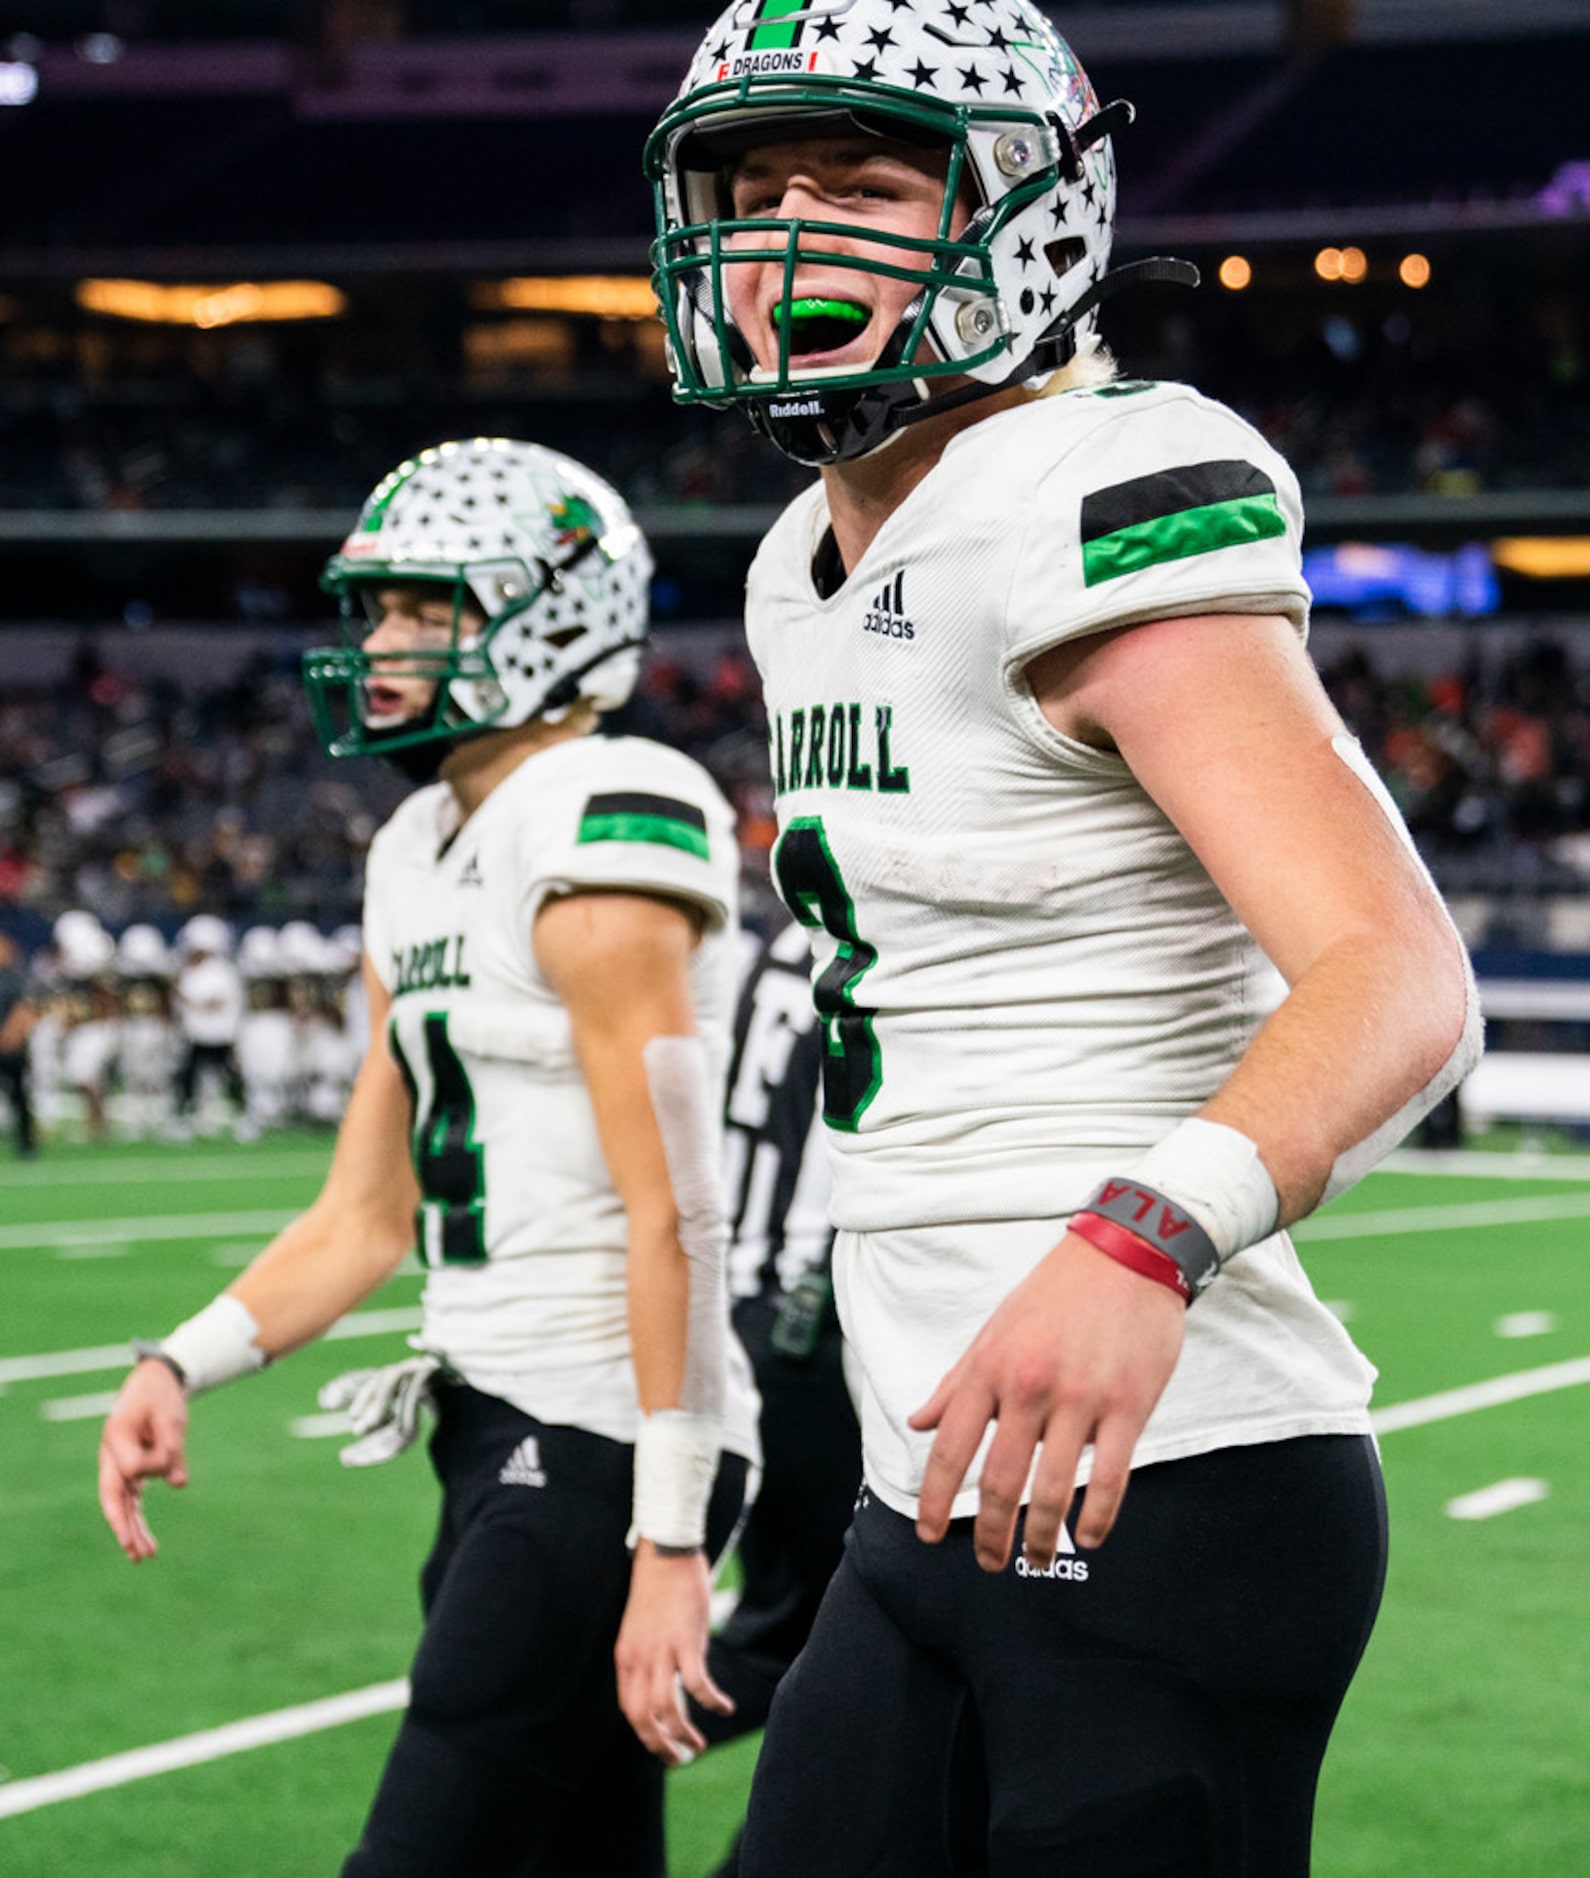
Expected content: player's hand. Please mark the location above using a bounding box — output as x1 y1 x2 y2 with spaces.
97 1361 191 1562
615 1541 734 1764
909 1232 1185 1571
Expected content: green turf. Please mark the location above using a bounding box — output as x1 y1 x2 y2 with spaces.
0 1137 1585 1874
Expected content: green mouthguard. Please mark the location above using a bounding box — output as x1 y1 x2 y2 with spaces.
774 297 870 327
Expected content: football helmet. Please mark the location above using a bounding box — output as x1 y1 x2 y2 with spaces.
177 914 233 959
647 0 1186 465
306 438 653 770
117 923 172 978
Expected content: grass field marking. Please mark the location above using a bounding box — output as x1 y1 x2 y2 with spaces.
1444 1478 1550 1521
41 1391 122 1422
1383 1147 1590 1181
1495 1310 1559 1338
291 1411 355 1439
1297 1190 1590 1241
0 1152 332 1189
0 1680 411 1821
0 1210 298 1253
0 1309 422 1388
1370 1354 1590 1434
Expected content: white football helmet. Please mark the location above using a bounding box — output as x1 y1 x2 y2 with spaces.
177 914 233 959
307 438 653 769
55 910 114 980
647 0 1187 464
238 925 286 981
117 923 172 978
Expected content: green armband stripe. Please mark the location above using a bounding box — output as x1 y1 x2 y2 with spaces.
1082 492 1287 587
578 791 710 859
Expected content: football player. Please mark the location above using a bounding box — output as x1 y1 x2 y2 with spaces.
647 5 1481 1873
97 439 761 1878
169 913 247 1138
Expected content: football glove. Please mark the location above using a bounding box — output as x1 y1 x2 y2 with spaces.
317 1353 443 1468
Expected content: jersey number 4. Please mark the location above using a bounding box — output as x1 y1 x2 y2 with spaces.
390 1012 487 1265
774 816 881 1132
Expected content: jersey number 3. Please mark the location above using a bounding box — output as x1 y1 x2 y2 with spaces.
774 816 881 1131
391 1012 487 1265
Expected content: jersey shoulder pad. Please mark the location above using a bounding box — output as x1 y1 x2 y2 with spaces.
1006 382 1309 665
535 737 739 931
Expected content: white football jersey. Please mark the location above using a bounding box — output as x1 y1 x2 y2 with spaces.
363 732 759 1459
745 382 1375 1516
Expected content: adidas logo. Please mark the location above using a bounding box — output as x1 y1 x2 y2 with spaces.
861 570 915 642
457 853 484 889
1013 1521 1090 1582
498 1436 547 1488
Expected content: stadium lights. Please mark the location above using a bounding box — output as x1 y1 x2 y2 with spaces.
1491 537 1590 580
0 60 38 105
476 277 660 321
75 280 348 327
1217 255 1252 291
1314 246 1367 284
1399 253 1432 289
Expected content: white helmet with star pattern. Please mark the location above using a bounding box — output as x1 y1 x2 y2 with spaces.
305 438 652 769
647 0 1188 464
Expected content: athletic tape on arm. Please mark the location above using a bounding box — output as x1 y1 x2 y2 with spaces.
1323 735 1484 1202
632 1034 726 1549
156 1294 266 1396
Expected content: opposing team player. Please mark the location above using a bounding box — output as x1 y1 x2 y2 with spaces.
648 6 1481 1872
96 439 761 1878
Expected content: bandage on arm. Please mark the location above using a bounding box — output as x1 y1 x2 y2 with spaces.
631 1034 726 1551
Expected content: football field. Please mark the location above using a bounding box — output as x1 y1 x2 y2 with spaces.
1 1135 1586 1876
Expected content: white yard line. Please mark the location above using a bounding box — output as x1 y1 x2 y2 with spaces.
1368 1354 1590 1433
0 1356 1582 1820
40 1391 122 1422
0 1309 422 1388
0 1211 299 1253
1296 1190 1590 1240
1445 1478 1550 1521
0 1681 410 1820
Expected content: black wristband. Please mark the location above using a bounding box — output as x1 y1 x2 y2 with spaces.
647 1541 703 1559
131 1340 188 1388
1077 1178 1222 1299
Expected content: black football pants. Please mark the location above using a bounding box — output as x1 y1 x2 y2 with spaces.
341 1382 748 1878
742 1434 1386 1878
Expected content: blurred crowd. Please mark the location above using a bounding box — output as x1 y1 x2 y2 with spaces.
0 629 778 943
1 269 1583 518
7 622 1590 1150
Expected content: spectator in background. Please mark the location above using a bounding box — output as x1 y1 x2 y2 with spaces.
0 930 39 1158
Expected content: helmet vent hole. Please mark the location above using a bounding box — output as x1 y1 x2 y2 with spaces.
1046 237 1087 277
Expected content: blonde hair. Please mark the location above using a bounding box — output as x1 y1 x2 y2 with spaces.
1028 333 1119 400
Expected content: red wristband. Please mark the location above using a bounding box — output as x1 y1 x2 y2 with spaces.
1067 1210 1193 1303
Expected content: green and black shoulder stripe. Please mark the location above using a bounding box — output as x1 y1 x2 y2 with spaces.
577 791 710 860
1080 458 1287 588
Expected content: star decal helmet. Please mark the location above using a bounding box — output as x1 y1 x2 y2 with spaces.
305 439 653 770
647 0 1185 465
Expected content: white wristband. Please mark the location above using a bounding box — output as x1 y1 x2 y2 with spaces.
630 1408 719 1552
1130 1118 1279 1264
159 1295 267 1396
